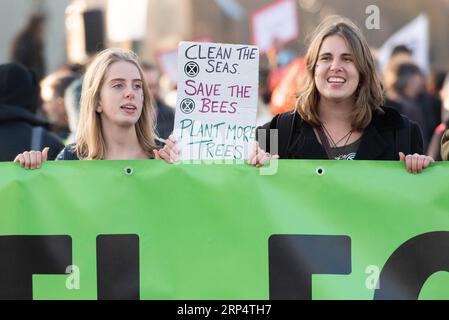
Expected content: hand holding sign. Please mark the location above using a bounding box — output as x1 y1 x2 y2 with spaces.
155 135 180 164
174 41 259 161
247 141 279 167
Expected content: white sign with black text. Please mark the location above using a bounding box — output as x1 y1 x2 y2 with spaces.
174 41 259 161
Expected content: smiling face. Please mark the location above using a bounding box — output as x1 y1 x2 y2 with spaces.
97 60 144 128
314 34 360 103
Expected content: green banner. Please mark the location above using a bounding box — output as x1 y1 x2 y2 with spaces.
1 160 449 300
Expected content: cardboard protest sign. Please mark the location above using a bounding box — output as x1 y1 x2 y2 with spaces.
107 0 148 42
174 41 259 161
251 0 299 54
377 14 429 73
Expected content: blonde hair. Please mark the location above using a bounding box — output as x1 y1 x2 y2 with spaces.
296 15 384 130
75 48 157 159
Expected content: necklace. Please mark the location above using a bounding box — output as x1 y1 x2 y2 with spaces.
339 130 353 150
321 124 353 148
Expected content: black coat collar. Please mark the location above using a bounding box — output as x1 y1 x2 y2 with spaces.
289 107 402 160
355 121 388 160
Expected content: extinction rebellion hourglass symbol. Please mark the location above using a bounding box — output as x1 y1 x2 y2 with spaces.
184 61 199 77
180 98 195 114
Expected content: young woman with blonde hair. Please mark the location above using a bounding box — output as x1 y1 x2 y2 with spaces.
15 48 168 168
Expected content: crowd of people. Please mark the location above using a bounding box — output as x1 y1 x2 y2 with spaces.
2 14 449 174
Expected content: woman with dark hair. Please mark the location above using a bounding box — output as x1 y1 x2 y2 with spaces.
385 62 437 149
159 15 433 173
249 16 433 173
250 16 433 173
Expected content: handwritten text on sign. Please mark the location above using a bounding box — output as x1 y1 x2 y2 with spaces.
174 42 259 160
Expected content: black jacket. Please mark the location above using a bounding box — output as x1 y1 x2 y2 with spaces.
56 143 78 160
0 104 64 161
0 64 64 161
384 96 437 152
258 107 423 160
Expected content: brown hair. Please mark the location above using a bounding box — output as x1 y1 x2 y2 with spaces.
296 15 384 130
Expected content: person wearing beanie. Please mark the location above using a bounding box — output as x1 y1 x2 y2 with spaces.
0 63 64 161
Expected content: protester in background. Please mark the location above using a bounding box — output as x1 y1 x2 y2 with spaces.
385 63 438 151
142 62 174 141
269 57 306 115
40 69 79 140
426 70 447 126
382 45 414 94
15 48 170 168
0 63 64 161
63 58 98 144
244 16 433 174
10 13 46 82
369 47 382 81
429 73 449 160
265 38 298 115
64 77 83 144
